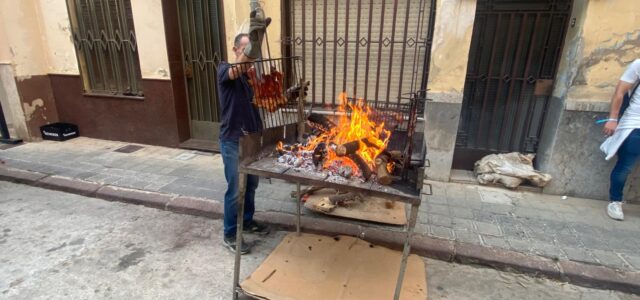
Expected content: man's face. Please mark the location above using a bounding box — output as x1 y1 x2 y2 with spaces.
233 36 250 60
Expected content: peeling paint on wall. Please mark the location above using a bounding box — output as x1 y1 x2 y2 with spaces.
566 0 640 106
22 98 44 122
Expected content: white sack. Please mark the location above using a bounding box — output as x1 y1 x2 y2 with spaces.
474 152 552 189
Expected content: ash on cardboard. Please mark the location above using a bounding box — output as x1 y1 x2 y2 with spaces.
240 233 427 300
304 188 407 225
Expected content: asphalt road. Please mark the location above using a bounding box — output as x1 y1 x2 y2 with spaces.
0 181 636 299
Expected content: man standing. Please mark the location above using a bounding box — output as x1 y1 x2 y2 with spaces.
217 8 269 254
601 58 640 221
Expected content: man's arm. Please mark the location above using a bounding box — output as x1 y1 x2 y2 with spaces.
603 80 633 136
227 54 254 80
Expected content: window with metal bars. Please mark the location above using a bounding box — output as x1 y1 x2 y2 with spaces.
66 0 143 97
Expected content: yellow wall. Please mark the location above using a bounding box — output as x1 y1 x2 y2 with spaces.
426 0 477 102
0 0 49 78
0 17 11 64
223 0 282 62
130 0 171 79
566 0 640 105
37 0 78 75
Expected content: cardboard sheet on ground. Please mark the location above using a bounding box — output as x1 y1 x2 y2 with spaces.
240 233 427 300
303 189 407 225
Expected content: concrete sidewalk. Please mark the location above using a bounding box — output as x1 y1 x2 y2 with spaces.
0 138 639 293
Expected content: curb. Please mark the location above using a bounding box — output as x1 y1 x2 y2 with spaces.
1 166 638 295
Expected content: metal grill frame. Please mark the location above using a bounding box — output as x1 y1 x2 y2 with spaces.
230 56 306 131
281 0 435 108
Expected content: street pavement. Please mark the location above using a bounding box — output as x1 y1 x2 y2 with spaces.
0 182 636 299
1 138 639 275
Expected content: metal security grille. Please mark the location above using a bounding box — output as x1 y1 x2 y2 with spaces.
176 0 226 141
454 0 571 166
66 0 143 96
282 0 435 107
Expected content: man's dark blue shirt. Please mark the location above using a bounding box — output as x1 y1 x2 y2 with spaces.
217 62 263 142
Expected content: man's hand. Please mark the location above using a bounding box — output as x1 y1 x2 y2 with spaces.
244 8 266 59
603 120 618 137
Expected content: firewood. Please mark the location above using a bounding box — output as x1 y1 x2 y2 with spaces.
307 113 336 132
336 140 360 156
375 153 393 185
312 142 327 166
348 153 372 180
336 138 380 157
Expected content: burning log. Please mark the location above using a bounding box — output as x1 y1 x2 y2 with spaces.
335 138 380 157
348 153 372 180
312 142 327 167
336 140 360 157
307 113 336 132
375 150 405 185
375 152 393 185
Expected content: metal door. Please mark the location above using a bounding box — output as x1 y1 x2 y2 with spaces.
454 0 571 169
177 0 225 141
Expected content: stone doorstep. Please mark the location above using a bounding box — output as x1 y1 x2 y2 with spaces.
0 170 638 295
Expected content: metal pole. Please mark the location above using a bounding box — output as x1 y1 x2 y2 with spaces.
296 182 301 235
0 98 22 144
232 173 248 300
393 203 419 300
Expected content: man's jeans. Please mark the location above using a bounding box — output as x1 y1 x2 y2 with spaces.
220 139 259 237
610 129 640 202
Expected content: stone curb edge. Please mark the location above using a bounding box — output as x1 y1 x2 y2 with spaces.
1 166 638 295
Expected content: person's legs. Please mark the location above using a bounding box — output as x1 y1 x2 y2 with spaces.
243 174 259 222
607 129 640 220
609 129 640 201
243 174 269 235
220 140 240 237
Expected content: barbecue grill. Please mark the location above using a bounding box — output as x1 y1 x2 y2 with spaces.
230 56 427 300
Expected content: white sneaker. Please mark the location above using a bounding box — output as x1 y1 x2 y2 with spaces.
607 202 624 221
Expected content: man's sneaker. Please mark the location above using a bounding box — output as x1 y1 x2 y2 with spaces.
223 235 251 254
243 220 270 235
607 202 624 221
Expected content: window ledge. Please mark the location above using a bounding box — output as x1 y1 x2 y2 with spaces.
83 93 145 101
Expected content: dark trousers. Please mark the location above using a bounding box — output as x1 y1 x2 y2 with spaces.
220 139 259 237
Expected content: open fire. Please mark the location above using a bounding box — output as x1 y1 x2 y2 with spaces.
275 92 404 185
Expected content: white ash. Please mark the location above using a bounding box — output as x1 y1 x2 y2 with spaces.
275 151 367 183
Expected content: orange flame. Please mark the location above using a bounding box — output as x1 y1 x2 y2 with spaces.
304 92 391 175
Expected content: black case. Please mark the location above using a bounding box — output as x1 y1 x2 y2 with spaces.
40 122 79 141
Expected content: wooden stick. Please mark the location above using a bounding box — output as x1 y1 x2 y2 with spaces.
348 153 372 180
307 113 336 131
375 153 393 185
336 138 380 156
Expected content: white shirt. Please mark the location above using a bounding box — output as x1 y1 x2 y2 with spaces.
601 59 640 160
620 59 640 106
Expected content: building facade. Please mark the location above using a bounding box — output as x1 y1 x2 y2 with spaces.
0 0 638 202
